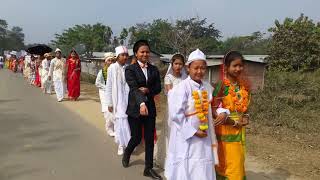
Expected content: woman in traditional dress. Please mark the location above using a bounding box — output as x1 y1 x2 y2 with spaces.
66 49 81 101
29 56 36 85
162 53 187 159
34 55 43 87
212 51 250 180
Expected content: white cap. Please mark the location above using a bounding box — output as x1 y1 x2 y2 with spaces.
55 48 62 53
10 51 17 56
104 52 115 61
115 46 128 57
186 49 207 65
186 49 206 65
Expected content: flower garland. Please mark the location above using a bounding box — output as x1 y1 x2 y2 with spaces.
222 79 249 113
192 90 210 131
102 66 108 83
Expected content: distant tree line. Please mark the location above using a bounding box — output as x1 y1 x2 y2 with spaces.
0 19 25 53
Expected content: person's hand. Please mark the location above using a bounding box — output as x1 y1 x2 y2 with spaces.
239 114 249 126
139 87 149 94
48 76 51 81
195 130 208 138
214 112 228 126
140 104 149 116
108 106 113 113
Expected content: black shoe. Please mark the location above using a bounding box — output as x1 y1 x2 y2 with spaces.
122 150 130 168
143 168 162 180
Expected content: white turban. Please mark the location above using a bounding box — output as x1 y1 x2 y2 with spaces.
186 49 206 65
104 52 115 61
55 48 62 53
115 46 128 57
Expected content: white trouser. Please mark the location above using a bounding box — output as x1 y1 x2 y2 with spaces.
43 80 52 93
54 80 65 101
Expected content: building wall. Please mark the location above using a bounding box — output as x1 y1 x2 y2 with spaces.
208 62 266 91
81 52 162 76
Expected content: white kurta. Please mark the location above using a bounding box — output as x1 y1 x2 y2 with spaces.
49 57 66 101
96 69 114 133
165 76 218 180
105 62 131 147
95 69 108 112
41 59 52 93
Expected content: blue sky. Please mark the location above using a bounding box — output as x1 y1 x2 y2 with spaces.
0 0 319 44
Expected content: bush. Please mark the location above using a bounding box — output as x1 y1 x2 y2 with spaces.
250 70 320 132
80 72 96 84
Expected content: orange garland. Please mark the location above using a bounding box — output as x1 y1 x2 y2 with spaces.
222 79 249 113
192 90 210 131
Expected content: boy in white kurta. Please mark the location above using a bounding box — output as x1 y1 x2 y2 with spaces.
49 48 66 102
165 49 229 180
42 53 53 94
95 52 115 137
105 46 131 155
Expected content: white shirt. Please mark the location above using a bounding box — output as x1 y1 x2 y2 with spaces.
137 60 148 81
105 62 129 117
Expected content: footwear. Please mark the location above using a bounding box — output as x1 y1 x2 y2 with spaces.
117 146 124 156
122 149 130 168
143 168 162 179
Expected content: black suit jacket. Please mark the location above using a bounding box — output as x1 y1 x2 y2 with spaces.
125 62 161 118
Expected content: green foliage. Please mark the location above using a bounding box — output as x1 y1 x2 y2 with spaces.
268 14 320 71
218 31 270 55
119 28 128 45
250 70 320 132
52 23 113 57
0 19 25 52
128 17 221 55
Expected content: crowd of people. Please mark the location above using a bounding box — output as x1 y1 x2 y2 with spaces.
2 49 81 101
2 39 251 180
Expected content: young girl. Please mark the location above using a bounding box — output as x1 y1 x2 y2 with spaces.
162 54 187 162
164 54 188 93
212 51 250 180
165 49 228 180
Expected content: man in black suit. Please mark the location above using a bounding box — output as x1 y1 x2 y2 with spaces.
123 40 162 179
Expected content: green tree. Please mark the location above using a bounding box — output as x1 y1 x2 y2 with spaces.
0 19 25 51
219 31 270 54
6 26 25 50
268 14 320 71
119 28 128 45
128 17 221 56
52 23 113 57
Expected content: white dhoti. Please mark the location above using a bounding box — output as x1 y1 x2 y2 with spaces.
105 62 131 150
54 80 65 101
114 116 131 147
99 89 114 134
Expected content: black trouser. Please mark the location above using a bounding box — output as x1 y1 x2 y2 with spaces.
126 115 156 169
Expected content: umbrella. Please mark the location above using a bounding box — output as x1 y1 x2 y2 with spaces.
27 45 52 55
